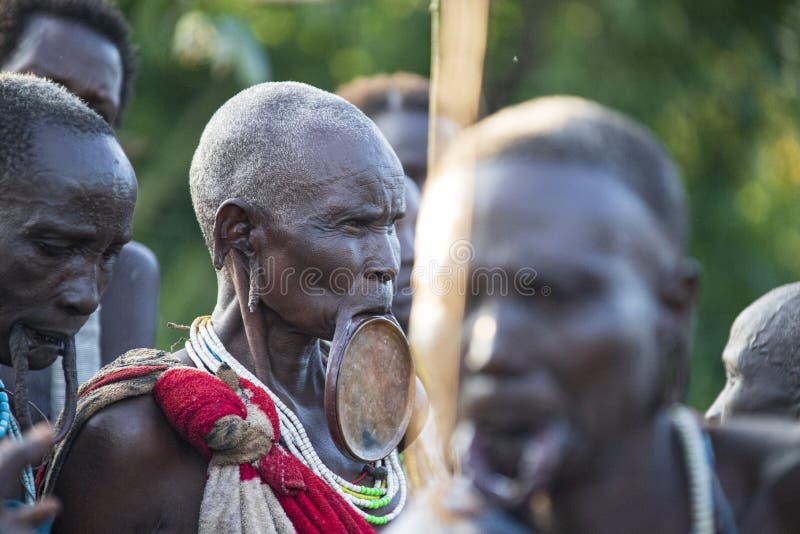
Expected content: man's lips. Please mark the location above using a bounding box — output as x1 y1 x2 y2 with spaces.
465 420 572 508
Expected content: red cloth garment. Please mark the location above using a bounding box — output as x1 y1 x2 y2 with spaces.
153 367 374 534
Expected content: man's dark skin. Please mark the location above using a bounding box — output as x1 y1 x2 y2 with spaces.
398 158 800 533
393 176 420 332
706 283 800 423
53 116 407 531
0 119 136 503
2 13 159 365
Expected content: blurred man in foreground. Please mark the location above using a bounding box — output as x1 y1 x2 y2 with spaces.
394 96 800 533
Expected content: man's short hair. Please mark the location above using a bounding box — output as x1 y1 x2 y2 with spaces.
441 96 688 252
190 81 396 251
337 72 429 118
0 0 135 123
0 73 113 189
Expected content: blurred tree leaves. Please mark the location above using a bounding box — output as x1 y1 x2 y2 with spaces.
116 0 800 409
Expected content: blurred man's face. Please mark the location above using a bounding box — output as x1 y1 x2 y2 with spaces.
3 14 123 125
457 160 671 512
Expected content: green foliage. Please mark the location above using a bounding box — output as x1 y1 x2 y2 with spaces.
116 0 800 410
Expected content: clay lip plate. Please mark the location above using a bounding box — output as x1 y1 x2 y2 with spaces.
325 316 415 463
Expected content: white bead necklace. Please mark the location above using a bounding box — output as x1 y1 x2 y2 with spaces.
184 316 408 523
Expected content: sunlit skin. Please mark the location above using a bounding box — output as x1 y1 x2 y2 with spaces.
706 286 800 423
53 121 407 532
2 14 123 125
393 176 420 332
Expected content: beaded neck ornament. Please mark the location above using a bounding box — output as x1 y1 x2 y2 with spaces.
185 316 408 526
0 377 35 504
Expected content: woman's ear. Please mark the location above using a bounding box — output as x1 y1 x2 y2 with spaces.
212 199 257 270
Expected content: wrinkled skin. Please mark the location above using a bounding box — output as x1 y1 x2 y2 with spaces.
706 287 800 423
54 116 408 532
393 177 420 332
2 14 123 125
0 124 136 370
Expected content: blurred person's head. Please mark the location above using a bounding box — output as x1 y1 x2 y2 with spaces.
394 176 420 332
0 0 135 126
337 72 459 187
190 81 405 339
414 96 693 525
706 282 800 423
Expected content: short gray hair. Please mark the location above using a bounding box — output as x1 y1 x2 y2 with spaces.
189 81 394 250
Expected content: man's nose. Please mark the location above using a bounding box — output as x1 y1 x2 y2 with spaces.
58 266 100 317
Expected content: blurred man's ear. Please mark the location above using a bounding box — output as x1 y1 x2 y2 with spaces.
659 257 701 404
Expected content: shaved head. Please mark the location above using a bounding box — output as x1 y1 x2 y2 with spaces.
190 81 401 250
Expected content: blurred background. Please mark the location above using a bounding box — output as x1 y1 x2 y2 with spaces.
116 0 800 409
